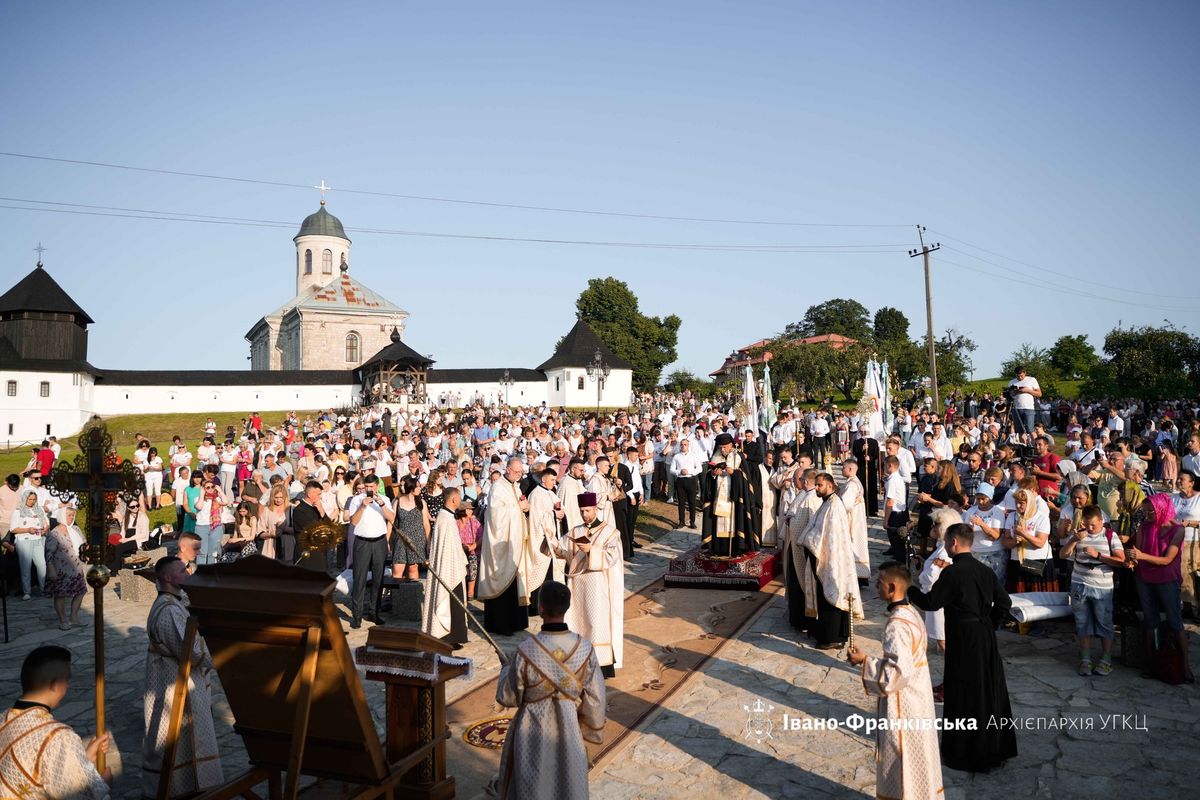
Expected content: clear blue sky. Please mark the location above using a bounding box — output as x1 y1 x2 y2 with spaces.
2 1 1196 380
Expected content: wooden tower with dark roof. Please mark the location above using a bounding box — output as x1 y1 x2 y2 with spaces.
0 259 93 363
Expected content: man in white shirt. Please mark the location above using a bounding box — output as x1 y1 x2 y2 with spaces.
885 437 916 485
1183 434 1200 476
346 475 395 629
670 438 705 529
1006 366 1041 439
1106 407 1124 436
810 412 831 468
882 456 909 560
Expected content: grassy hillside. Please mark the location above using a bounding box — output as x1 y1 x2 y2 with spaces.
948 377 1082 400
0 410 324 528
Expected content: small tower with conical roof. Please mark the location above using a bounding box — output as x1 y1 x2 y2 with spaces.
294 200 350 295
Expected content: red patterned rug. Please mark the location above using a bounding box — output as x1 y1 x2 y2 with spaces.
664 545 781 589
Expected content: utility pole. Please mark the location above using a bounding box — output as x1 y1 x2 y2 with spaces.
909 226 942 414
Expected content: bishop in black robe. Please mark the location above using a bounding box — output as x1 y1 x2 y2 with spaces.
908 545 1017 773
701 461 758 557
852 436 881 517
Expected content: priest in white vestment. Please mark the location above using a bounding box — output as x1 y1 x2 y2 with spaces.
423 489 469 645
528 467 565 586
0 645 111 800
490 581 606 800
839 458 872 579
849 562 943 800
479 457 533 636
799 473 865 648
543 492 624 675
142 557 223 798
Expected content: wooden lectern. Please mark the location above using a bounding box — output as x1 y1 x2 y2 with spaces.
357 628 469 800
170 556 458 800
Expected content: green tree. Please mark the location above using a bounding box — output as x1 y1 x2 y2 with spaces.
753 338 867 402
1048 334 1098 380
784 298 872 342
662 369 705 394
1000 343 1057 381
872 306 910 343
876 336 926 385
1000 342 1060 395
921 328 977 387
575 278 681 392
1098 325 1200 399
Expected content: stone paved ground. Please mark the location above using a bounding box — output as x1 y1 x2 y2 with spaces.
592 522 1200 800
2 514 1197 799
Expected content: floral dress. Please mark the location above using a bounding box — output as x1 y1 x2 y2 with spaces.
43 525 86 598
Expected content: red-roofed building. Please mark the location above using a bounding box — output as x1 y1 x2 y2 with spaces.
709 333 859 381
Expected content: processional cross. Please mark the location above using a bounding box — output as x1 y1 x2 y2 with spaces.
47 423 144 774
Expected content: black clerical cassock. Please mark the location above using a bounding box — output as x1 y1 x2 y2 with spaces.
908 551 1018 773
701 460 759 557
852 436 881 516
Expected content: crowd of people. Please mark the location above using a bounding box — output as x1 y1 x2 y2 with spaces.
2 369 1198 799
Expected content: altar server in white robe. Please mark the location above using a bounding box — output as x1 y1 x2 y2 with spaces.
423 488 468 646
529 466 566 586
800 473 865 648
0 645 111 800
479 457 533 636
491 580 606 800
848 561 943 800
557 458 587 531
759 458 778 547
839 458 871 579
783 469 821 631
584 456 616 524
142 556 223 798
543 492 624 676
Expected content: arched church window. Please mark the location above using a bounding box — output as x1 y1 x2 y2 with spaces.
345 331 360 363
304 250 313 274
322 249 333 273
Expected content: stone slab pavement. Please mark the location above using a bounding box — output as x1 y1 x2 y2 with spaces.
591 519 1200 800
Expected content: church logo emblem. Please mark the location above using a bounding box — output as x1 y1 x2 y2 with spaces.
743 697 774 743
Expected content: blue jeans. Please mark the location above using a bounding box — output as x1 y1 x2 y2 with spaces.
1070 582 1115 640
974 550 1008 585
15 535 46 595
1136 578 1183 632
641 470 652 498
195 523 223 566
1014 408 1035 438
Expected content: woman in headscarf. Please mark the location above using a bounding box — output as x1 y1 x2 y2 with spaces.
1003 488 1056 593
43 505 87 629
9 489 48 600
1128 492 1191 682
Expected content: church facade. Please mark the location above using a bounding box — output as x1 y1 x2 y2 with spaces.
0 205 634 443
245 203 409 371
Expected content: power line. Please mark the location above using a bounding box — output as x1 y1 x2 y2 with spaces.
0 151 913 229
939 244 1200 307
937 257 1193 312
0 198 913 254
929 229 1199 301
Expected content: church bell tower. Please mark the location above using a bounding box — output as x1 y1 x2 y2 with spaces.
294 198 351 296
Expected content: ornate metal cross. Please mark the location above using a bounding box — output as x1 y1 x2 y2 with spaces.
33 242 47 262
47 422 144 774
315 179 331 203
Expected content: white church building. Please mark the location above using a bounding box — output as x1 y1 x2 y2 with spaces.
0 204 633 444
